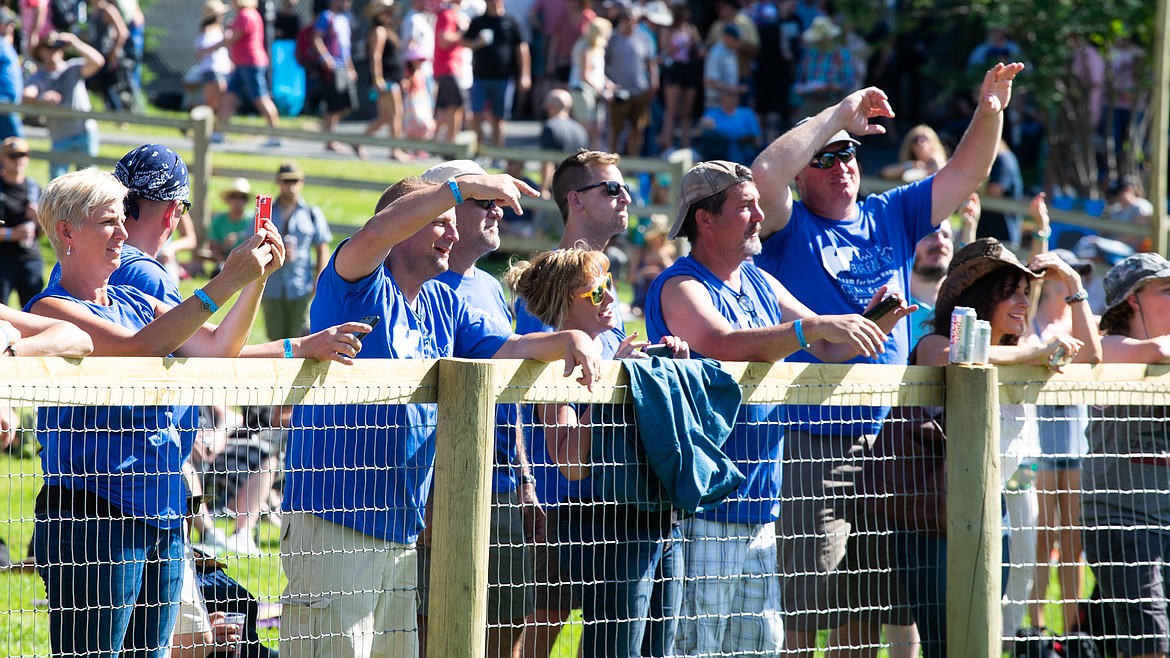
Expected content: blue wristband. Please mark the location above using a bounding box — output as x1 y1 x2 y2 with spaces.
446 177 464 204
193 288 219 314
283 338 294 358
794 318 811 349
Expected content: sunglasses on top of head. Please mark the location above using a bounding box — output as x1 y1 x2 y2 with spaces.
575 180 631 198
808 144 857 170
576 272 613 306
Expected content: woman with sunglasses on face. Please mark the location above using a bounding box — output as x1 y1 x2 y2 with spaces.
504 247 688 658
1083 253 1170 658
906 237 1100 658
25 168 286 658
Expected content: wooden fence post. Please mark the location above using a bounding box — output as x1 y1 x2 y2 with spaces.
946 364 1002 658
430 358 497 658
188 105 215 246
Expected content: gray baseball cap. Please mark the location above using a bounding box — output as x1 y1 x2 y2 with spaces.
668 160 754 239
795 117 862 151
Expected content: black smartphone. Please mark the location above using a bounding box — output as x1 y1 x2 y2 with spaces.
862 295 901 322
353 315 381 340
643 344 674 358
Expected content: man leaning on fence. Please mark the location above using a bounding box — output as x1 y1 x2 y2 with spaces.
415 159 539 658
748 62 1024 656
280 172 603 658
643 160 911 657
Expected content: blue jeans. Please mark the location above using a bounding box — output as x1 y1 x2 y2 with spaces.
560 504 684 658
894 530 1011 658
34 513 185 658
50 130 99 180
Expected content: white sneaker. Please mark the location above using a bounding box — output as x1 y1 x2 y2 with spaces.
263 137 283 147
222 530 263 556
197 527 230 556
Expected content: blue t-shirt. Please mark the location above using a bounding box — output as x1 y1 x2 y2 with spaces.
754 177 935 435
285 244 511 543
436 267 521 493
49 243 183 307
514 295 628 505
644 255 786 524
27 283 191 529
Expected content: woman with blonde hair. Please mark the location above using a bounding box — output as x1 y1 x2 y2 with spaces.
505 247 688 658
568 17 614 150
881 124 949 182
27 168 289 657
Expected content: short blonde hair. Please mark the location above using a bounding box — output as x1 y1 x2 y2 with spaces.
38 168 127 255
503 246 609 329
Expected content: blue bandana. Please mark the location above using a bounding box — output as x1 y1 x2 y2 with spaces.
114 144 190 203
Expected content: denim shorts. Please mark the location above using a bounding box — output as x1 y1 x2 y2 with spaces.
470 77 514 118
228 66 271 104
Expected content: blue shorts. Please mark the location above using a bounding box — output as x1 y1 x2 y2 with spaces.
228 66 271 105
470 77 514 118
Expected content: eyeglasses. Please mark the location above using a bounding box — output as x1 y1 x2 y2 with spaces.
4 152 29 159
179 199 192 215
735 292 767 328
470 199 497 211
576 272 613 306
808 145 857 169
575 180 631 198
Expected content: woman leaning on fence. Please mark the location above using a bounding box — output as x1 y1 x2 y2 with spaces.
504 247 689 658
902 237 1100 658
1084 252 1170 658
24 168 285 657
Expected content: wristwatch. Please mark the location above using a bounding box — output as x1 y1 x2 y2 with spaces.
1064 289 1089 304
521 473 537 486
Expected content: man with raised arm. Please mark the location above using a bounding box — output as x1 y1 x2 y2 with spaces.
280 172 601 658
644 160 910 657
749 62 1024 657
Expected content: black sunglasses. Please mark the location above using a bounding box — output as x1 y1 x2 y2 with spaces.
470 199 497 211
179 199 192 215
575 180 631 198
4 152 29 159
809 145 857 169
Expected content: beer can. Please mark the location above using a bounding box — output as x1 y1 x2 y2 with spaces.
971 320 992 364
948 307 977 364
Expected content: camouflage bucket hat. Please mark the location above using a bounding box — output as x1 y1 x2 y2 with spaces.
1102 252 1170 313
937 237 1040 308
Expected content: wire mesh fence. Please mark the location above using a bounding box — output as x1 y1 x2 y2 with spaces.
1 359 1167 658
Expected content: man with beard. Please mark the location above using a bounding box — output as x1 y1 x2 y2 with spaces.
644 160 909 657
907 218 955 348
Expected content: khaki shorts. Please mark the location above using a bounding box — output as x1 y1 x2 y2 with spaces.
279 512 419 658
776 430 913 631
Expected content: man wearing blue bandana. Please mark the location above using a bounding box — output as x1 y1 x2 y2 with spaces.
281 172 602 658
750 65 1023 656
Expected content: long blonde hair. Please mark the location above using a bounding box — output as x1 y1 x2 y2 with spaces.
503 247 610 329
